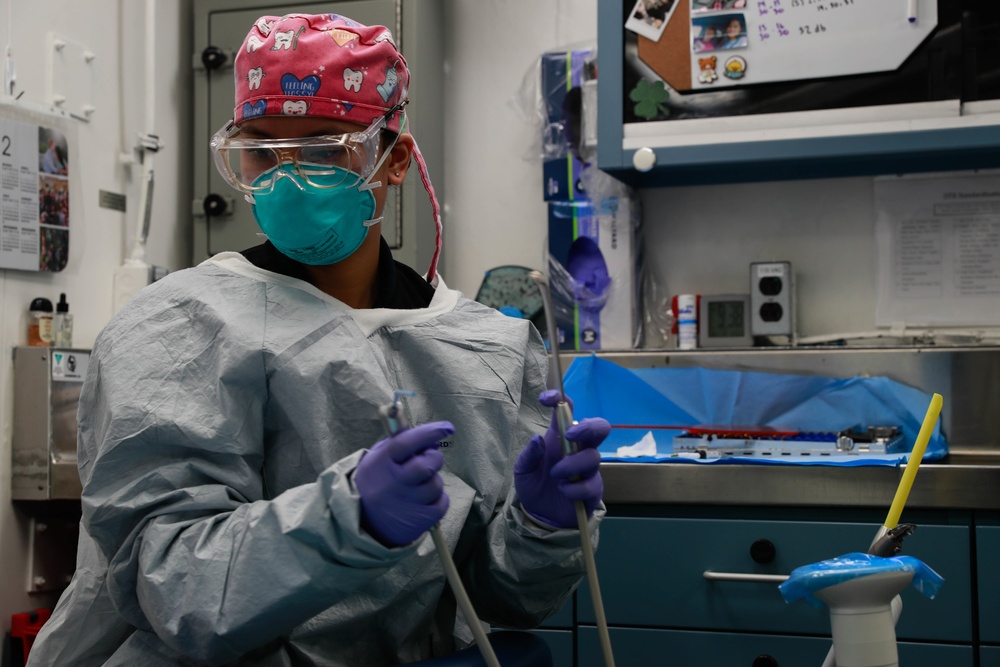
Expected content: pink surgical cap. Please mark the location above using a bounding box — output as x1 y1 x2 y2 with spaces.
232 13 444 282
233 13 409 132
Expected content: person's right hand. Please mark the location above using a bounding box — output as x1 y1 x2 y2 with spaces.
354 421 454 547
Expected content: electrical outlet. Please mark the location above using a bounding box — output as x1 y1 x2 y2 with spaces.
750 261 794 337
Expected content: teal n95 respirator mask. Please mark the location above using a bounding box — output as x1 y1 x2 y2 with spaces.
248 164 380 266
210 111 399 265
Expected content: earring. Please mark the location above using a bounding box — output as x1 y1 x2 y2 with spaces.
394 171 400 176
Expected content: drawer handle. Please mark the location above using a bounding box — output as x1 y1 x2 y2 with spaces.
703 571 790 583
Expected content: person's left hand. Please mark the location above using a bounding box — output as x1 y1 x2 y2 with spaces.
514 390 611 529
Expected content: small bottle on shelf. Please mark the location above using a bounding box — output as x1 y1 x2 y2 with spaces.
27 297 54 347
52 293 73 348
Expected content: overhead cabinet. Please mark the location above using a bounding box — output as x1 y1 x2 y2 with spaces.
597 0 1000 186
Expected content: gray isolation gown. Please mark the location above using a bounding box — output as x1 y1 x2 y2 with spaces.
28 252 601 666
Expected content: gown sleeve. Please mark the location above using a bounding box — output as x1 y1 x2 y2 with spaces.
78 278 413 664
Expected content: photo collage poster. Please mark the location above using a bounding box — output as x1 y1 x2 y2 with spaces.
1 116 70 272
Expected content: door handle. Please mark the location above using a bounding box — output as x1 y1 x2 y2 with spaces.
703 571 790 583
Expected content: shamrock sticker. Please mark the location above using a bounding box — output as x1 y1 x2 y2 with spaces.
629 79 670 121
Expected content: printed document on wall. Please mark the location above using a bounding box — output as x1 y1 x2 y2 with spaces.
875 173 1000 327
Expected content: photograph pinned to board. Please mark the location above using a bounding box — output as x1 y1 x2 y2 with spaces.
692 13 748 52
692 0 747 13
626 0 680 42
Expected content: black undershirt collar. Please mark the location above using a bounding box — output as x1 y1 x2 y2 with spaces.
239 237 435 309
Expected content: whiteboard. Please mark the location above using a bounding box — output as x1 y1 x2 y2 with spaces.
686 0 938 90
0 116 70 272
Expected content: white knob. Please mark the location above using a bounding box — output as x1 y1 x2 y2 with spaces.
632 147 657 172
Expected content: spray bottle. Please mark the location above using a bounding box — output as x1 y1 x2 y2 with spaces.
53 293 73 348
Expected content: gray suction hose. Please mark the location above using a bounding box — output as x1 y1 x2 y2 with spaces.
379 399 501 667
528 271 616 667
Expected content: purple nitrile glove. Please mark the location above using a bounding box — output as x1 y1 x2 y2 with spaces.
355 421 454 547
514 390 611 529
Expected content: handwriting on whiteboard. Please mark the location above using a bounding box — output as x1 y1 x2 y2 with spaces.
756 0 851 39
785 0 857 10
758 22 828 40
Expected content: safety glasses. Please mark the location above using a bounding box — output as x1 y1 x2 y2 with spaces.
211 104 404 194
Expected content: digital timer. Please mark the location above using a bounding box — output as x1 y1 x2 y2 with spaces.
698 294 753 348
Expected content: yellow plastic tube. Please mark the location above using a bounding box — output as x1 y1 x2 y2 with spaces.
883 393 943 530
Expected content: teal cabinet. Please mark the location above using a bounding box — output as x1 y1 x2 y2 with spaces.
577 517 971 642
531 629 574 667
983 646 1000 666
979 526 1000 643
596 0 1000 187
541 596 574 629
579 627 830 666
533 594 573 666
577 628 972 667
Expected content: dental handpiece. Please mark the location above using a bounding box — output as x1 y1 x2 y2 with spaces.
528 271 616 667
378 393 501 667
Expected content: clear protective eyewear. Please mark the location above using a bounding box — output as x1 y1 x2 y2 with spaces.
210 104 404 194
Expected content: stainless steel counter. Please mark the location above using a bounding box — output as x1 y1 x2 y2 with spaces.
602 454 1000 510
559 346 1000 510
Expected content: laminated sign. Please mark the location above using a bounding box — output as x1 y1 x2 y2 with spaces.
628 0 938 92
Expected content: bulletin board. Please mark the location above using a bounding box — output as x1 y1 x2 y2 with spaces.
0 113 71 272
628 0 938 93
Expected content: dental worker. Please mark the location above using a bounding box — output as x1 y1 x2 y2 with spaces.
28 12 610 667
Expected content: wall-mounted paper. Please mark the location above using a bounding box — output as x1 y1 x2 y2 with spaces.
1 115 70 272
875 172 1000 327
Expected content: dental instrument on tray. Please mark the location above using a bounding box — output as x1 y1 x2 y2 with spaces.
613 424 908 458
673 425 906 458
528 270 616 667
378 392 502 667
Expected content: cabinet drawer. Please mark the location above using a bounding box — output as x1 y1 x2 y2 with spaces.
578 517 971 641
578 627 972 667
540 595 573 629
530 629 573 667
979 526 1000 642
982 645 1000 667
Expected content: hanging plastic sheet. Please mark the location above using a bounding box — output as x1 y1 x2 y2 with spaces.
562 355 948 466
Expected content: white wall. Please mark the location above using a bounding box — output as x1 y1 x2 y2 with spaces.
441 0 598 296
641 176 880 345
0 0 192 632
